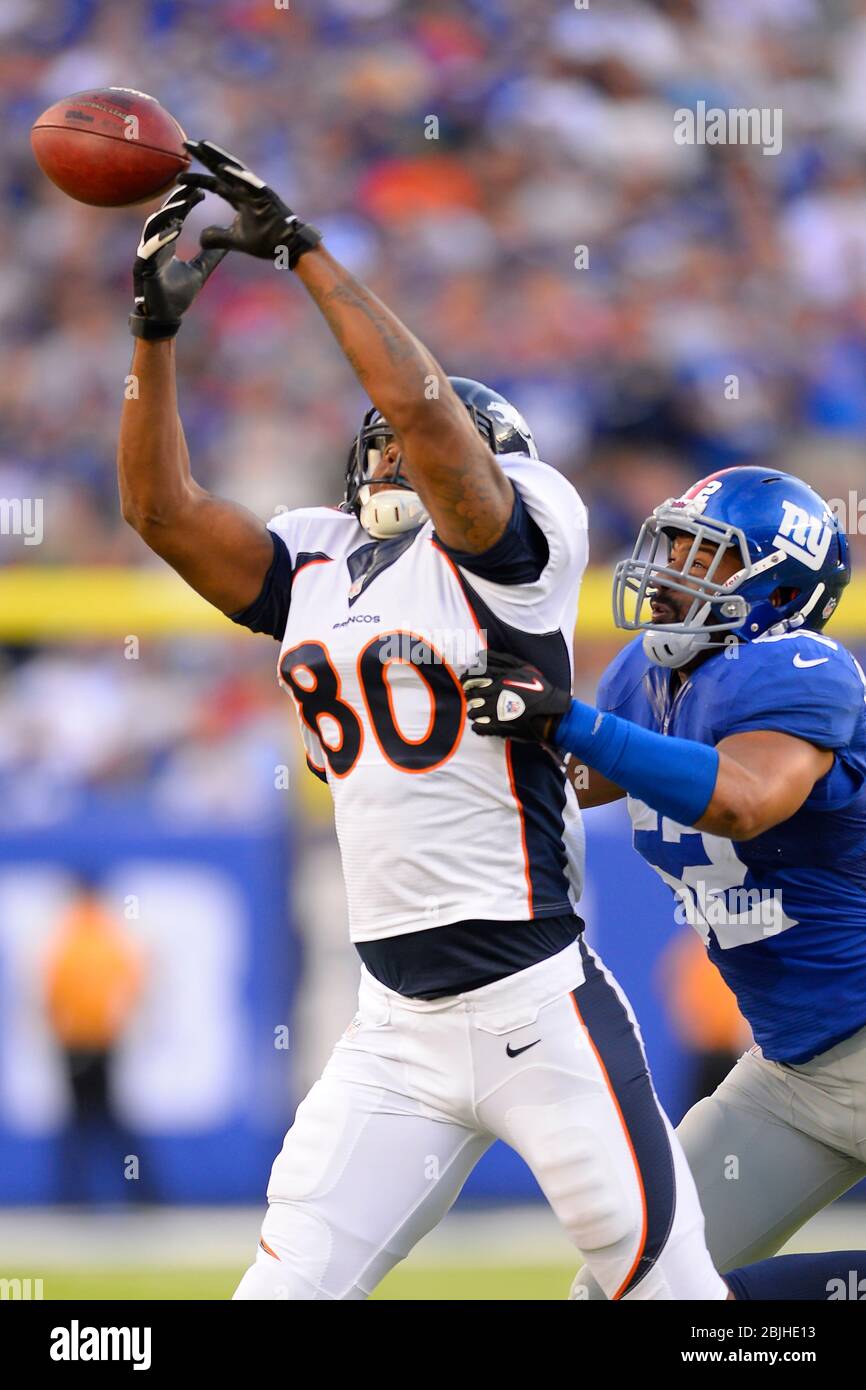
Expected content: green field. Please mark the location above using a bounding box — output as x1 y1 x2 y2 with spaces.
6 1264 574 1301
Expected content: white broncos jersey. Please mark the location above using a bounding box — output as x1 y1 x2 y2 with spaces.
235 454 588 943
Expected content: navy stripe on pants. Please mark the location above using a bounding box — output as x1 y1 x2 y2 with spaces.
573 939 676 1297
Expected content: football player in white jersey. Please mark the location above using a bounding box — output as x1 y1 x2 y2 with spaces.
116 146 727 1301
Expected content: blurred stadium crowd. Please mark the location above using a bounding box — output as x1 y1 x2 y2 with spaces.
3 0 866 808
0 640 288 824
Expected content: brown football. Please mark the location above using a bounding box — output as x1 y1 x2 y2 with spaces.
31 88 190 207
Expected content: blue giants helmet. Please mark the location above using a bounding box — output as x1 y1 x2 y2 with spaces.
612 466 851 669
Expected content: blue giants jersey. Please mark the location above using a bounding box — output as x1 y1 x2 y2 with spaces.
597 629 866 1064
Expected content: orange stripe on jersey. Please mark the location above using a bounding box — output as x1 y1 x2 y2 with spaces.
259 1237 280 1260
429 539 487 646
568 991 648 1300
505 739 533 919
293 555 333 578
432 536 533 914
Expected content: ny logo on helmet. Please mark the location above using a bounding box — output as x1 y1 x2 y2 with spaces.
773 500 833 571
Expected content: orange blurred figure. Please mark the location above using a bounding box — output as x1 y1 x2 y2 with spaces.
42 880 147 1202
45 887 144 1051
659 931 752 1113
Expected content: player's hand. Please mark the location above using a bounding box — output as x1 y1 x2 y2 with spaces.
129 184 227 340
179 140 322 266
461 651 572 744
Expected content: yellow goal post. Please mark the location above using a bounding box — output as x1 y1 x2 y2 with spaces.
1 566 865 642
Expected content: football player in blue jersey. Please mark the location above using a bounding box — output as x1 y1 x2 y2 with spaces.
462 465 866 1297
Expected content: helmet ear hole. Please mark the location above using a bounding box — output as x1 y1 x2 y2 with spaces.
771 585 800 609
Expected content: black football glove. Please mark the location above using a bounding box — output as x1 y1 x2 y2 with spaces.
179 140 322 266
129 184 227 339
461 651 572 744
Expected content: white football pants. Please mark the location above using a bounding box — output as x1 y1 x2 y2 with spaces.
234 939 726 1301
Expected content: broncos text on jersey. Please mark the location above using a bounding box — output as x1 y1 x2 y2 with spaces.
234 454 588 946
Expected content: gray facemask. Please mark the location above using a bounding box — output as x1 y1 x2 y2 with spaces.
612 500 756 669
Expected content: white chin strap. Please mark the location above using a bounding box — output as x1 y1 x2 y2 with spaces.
358 485 428 539
642 602 714 669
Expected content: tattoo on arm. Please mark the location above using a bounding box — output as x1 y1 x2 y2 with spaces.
295 248 513 551
424 446 513 551
320 281 416 375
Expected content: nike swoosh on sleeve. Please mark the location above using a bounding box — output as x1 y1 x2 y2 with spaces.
792 654 829 668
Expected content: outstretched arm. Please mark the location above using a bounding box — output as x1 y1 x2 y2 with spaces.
117 184 273 615
293 249 513 552
553 702 831 839
118 339 273 615
462 652 832 839
180 142 513 553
